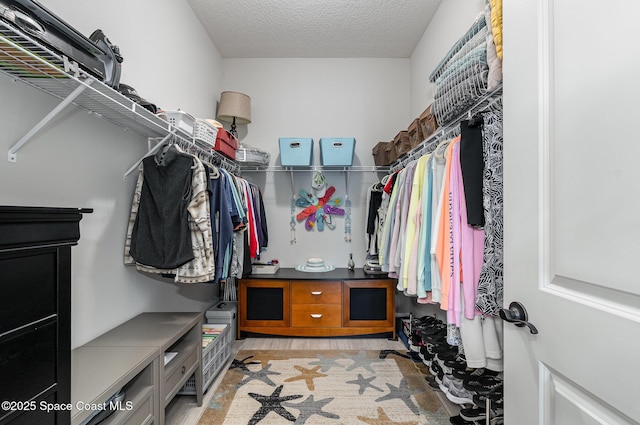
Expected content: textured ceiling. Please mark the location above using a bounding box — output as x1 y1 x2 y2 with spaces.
186 0 442 58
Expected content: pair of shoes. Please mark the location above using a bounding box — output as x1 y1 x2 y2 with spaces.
411 315 440 327
460 399 504 422
472 388 503 406
452 367 499 382
428 380 442 391
444 356 468 371
449 414 480 424
429 360 444 383
440 375 475 405
463 375 503 393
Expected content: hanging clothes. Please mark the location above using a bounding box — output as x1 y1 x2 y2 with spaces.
134 154 215 283
129 145 194 269
476 109 504 316
207 165 234 284
460 117 485 227
123 143 269 284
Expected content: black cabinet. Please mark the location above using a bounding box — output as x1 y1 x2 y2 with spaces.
0 207 90 425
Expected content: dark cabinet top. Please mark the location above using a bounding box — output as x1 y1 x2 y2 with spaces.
0 206 92 250
244 268 393 281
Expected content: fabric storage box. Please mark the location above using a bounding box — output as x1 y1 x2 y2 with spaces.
214 129 238 160
394 130 411 157
279 138 313 166
385 141 398 164
372 141 390 166
205 301 238 340
319 138 355 166
407 118 424 148
419 104 439 139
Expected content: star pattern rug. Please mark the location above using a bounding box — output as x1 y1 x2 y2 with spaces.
198 349 450 425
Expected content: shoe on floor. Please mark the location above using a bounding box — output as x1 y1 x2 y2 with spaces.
449 414 480 424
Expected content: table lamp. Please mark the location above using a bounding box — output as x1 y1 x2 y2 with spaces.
216 91 251 139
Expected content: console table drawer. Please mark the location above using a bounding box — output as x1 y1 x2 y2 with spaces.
292 304 341 327
291 281 341 304
123 387 154 425
164 346 198 402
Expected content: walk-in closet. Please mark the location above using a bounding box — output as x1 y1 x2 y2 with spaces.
1 0 639 424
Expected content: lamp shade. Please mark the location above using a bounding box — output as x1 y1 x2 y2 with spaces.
217 91 251 124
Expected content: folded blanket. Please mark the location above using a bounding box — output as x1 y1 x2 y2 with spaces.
432 68 489 126
435 26 488 83
435 43 487 87
429 12 487 82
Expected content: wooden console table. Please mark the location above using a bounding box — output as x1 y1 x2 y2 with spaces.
71 312 202 425
239 269 396 339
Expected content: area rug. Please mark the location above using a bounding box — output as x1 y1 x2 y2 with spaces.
198 349 450 425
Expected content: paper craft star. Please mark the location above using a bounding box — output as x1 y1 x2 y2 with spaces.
284 365 327 391
247 384 303 424
357 406 420 425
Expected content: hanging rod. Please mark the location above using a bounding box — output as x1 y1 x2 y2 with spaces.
123 131 240 181
239 165 390 173
123 131 177 180
389 84 502 173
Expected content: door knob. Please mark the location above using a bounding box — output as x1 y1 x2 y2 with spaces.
499 301 538 334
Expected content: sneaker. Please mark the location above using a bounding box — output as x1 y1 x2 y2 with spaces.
428 380 442 391
449 414 479 424
452 367 499 381
446 384 475 405
460 401 504 422
472 390 504 406
442 376 475 405
444 357 468 371
463 375 503 393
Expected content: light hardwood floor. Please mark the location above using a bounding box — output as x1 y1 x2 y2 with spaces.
165 337 458 425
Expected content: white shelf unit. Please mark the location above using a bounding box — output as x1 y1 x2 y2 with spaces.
0 19 238 174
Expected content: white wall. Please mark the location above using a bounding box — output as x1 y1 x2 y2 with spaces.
222 58 410 268
409 0 485 118
0 0 224 347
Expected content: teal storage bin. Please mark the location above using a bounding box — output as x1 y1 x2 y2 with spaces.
320 138 355 166
279 138 314 166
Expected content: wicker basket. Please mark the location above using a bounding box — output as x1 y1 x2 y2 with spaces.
372 141 391 166
419 104 439 139
407 118 424 148
385 141 398 164
393 130 411 157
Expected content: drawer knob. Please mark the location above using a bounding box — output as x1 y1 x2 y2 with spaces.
181 365 186 374
310 291 323 295
310 314 323 318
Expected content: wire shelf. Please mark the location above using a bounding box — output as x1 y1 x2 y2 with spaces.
389 85 502 173
1 20 238 173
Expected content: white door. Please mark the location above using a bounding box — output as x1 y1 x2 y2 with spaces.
503 0 640 423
